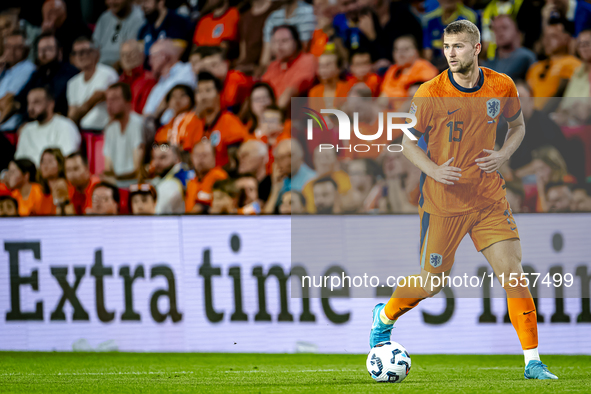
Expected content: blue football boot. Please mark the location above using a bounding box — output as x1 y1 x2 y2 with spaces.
524 360 558 380
369 303 394 348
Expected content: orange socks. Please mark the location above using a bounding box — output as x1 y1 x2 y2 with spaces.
384 275 431 321
505 284 538 350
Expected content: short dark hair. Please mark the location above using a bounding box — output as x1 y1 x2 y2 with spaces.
72 36 94 48
263 104 285 123
313 175 338 190
36 32 61 50
349 49 371 63
12 159 36 182
166 84 196 108
65 151 88 167
0 195 19 216
395 34 419 51
93 181 120 204
6 29 27 42
272 24 302 52
30 86 55 101
213 178 238 198
548 15 575 36
108 82 132 102
191 45 226 60
197 71 222 93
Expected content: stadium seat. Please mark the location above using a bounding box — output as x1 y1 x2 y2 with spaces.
81 131 105 175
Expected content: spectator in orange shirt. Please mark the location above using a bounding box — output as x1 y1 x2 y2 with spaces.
262 25 317 109
308 50 349 111
258 105 291 173
119 40 157 114
88 182 119 215
193 0 240 59
192 46 253 113
129 183 158 215
527 17 581 111
186 140 228 214
309 0 341 57
343 50 381 97
259 104 291 147
6 159 44 217
380 35 438 99
240 82 276 136
154 84 200 150
190 72 250 168
237 139 272 203
65 151 100 215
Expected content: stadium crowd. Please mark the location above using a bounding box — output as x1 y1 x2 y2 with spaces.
1 0 591 216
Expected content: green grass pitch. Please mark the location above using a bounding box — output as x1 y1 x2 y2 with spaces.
1 352 590 393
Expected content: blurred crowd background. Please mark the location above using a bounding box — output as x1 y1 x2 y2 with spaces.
0 0 591 216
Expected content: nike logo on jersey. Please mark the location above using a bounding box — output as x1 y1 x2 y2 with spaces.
447 109 461 115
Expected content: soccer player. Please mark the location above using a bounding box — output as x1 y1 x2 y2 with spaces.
369 20 558 380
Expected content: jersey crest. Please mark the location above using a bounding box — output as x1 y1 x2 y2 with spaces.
486 98 500 119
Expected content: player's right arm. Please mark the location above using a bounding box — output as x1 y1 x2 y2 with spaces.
401 134 462 185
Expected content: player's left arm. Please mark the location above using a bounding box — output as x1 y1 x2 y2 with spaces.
475 111 525 174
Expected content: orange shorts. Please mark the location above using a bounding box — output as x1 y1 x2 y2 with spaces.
418 197 520 273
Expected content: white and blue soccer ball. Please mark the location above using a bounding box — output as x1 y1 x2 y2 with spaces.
366 341 411 383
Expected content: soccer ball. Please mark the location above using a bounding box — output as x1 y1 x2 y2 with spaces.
366 341 411 383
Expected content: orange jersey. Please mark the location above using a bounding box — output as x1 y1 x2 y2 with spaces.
69 175 100 215
193 7 240 46
309 29 329 57
308 81 350 112
11 183 46 217
410 67 521 216
344 73 381 97
155 112 201 151
526 55 581 110
186 111 250 167
221 70 253 110
186 167 228 212
380 59 438 98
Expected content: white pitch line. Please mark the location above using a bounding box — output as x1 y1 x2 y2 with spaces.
0 371 195 376
225 369 359 373
1 369 360 377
